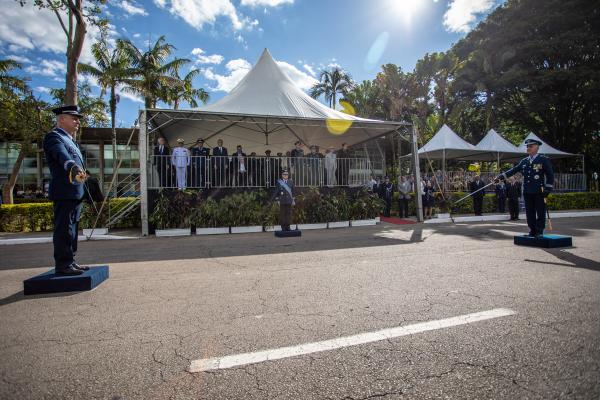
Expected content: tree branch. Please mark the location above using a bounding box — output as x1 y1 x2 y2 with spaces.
46 0 69 38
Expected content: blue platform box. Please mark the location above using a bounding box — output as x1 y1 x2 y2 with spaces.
275 230 302 238
23 266 109 295
514 234 572 248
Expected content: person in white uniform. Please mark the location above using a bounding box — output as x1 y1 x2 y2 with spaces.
171 138 190 190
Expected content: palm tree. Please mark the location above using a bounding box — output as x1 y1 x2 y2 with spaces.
0 59 27 93
309 67 353 110
78 39 131 172
119 35 190 108
164 69 209 109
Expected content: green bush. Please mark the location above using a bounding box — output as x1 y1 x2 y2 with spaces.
149 189 197 229
0 197 140 232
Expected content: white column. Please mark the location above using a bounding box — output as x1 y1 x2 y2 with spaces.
139 110 149 236
411 125 424 222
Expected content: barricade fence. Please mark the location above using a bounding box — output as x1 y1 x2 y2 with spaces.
149 155 375 189
427 171 586 193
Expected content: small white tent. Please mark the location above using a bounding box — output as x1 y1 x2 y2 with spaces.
144 49 408 154
417 124 483 159
461 129 525 162
518 132 574 159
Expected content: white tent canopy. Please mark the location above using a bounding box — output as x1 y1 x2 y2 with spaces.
518 132 574 159
417 124 484 159
145 48 409 154
461 129 526 162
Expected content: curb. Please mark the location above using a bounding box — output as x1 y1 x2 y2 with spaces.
424 211 600 224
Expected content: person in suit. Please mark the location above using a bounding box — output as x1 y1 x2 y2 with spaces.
264 150 277 187
495 179 507 213
470 175 486 215
171 139 190 190
190 138 210 188
397 175 412 218
43 105 89 275
231 145 247 186
153 137 171 188
380 176 394 217
290 141 305 186
336 142 351 186
275 170 295 231
212 139 228 186
306 145 321 186
498 138 554 237
506 176 522 220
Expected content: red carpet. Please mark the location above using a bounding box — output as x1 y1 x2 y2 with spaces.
379 216 416 225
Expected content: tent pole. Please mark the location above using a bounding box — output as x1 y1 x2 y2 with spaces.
412 124 424 222
139 109 149 236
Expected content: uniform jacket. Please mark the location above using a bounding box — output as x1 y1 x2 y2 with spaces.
43 127 85 201
379 182 394 201
171 147 190 167
275 179 295 205
495 183 507 199
191 147 210 168
502 154 554 194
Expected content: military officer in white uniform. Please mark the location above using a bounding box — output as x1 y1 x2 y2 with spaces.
171 138 190 190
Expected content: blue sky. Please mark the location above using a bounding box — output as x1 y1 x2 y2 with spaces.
0 0 501 127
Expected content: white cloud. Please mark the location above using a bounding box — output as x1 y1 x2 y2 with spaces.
26 59 66 77
35 86 51 94
6 54 32 63
327 62 342 69
116 86 144 104
240 0 293 6
133 33 142 38
302 63 315 77
154 0 246 31
202 57 317 92
0 2 110 65
443 0 496 33
191 48 224 64
116 1 148 16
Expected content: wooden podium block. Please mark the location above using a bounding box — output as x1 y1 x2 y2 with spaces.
514 234 572 248
274 230 302 238
23 266 109 295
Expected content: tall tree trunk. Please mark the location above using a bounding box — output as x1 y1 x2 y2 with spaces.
64 1 87 105
1 147 26 205
110 86 118 198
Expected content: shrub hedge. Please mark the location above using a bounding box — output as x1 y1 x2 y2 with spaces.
0 198 139 232
2 192 599 232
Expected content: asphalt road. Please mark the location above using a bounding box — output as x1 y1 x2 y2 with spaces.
1 218 599 399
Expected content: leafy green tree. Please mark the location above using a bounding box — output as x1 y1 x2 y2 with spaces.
49 83 109 129
1 60 53 203
119 35 190 108
341 80 381 118
309 67 354 110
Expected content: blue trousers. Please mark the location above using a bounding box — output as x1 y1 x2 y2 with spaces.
53 200 82 269
524 193 545 234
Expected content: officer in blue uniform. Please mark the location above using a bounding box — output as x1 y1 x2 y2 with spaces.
499 138 554 237
275 169 295 231
190 138 210 187
43 105 89 275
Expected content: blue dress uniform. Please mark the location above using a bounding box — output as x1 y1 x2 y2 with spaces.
43 106 86 274
275 172 295 231
501 141 554 236
190 140 210 188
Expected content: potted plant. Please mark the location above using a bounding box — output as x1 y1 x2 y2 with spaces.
296 188 328 230
150 189 192 236
222 192 265 233
262 201 281 232
327 189 351 228
190 197 230 235
80 201 109 236
435 191 451 219
349 188 383 226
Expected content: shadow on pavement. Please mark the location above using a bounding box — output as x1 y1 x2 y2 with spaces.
0 218 596 272
0 290 80 308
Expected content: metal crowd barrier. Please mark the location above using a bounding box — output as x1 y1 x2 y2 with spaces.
149 155 374 189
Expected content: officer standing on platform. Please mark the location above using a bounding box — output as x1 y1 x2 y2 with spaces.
275 170 295 231
43 105 89 275
190 138 209 188
498 138 554 237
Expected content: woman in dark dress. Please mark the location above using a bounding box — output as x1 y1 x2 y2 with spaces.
422 180 435 219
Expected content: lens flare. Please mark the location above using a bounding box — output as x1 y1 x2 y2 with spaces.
326 101 356 135
364 31 390 71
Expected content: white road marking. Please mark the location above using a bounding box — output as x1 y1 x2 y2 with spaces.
189 308 516 372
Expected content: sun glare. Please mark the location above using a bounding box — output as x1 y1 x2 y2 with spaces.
387 0 427 26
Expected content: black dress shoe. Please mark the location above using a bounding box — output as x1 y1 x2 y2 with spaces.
527 231 536 237
55 266 84 275
72 263 90 271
